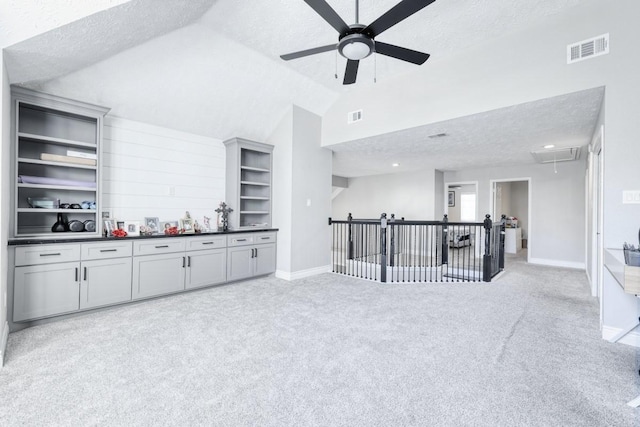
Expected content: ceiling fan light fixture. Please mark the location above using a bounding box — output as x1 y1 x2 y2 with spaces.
338 34 374 60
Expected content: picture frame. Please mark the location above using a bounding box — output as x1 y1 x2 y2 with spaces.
124 220 140 237
116 221 125 230
144 217 160 234
180 218 194 234
162 220 179 234
103 219 116 236
448 191 455 207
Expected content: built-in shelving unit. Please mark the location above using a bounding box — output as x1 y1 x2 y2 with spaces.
11 87 110 239
224 138 274 230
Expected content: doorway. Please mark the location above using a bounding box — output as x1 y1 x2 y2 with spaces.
445 181 478 222
490 178 531 263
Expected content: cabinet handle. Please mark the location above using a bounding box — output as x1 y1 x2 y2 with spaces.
75 268 78 282
236 239 247 242
155 245 169 248
187 256 191 267
182 257 186 268
100 249 117 253
201 242 214 245
261 237 270 240
40 253 61 257
255 248 258 258
83 267 87 281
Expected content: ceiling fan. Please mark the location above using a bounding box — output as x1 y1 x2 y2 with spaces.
281 0 435 85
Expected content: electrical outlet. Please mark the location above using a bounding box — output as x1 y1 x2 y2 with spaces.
623 191 640 204
168 186 175 196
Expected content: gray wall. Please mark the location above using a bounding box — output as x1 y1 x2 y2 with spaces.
511 181 529 240
332 169 437 221
1 54 9 362
444 160 586 267
270 106 332 277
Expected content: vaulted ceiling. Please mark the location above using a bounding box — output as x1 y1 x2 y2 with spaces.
3 0 597 177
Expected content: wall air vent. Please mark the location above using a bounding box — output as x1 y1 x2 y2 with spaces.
347 109 362 124
531 147 581 164
567 33 609 64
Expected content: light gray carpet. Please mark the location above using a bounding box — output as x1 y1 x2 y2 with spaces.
0 252 638 426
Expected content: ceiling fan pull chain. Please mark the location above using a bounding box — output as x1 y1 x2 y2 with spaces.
335 50 338 79
374 52 377 83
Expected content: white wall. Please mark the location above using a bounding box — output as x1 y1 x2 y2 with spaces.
445 160 586 268
268 108 293 274
291 106 332 273
511 181 529 240
0 54 10 364
332 169 438 221
103 117 225 227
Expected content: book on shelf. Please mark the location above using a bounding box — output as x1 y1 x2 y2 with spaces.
66 150 97 160
40 153 96 166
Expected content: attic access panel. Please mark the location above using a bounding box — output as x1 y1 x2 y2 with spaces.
530 147 581 164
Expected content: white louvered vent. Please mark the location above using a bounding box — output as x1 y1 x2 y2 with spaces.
347 109 362 124
567 33 609 64
531 147 581 164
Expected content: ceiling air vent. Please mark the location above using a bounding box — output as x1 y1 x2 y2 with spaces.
567 33 609 64
531 147 581 164
348 109 362 124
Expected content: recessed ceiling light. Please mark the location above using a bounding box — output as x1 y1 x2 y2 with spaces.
544 144 555 149
392 163 400 167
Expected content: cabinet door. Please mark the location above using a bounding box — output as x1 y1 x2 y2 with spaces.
255 243 277 276
227 246 254 282
132 253 186 300
80 258 132 309
14 262 80 322
186 248 227 290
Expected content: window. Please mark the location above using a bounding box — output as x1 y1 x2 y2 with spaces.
460 193 476 222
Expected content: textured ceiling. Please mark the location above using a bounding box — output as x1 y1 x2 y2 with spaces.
201 0 582 90
3 0 596 177
330 87 604 177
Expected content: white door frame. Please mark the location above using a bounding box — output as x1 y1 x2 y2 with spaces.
489 177 532 263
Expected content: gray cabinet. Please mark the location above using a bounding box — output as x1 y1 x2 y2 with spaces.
13 241 133 322
13 262 80 322
132 239 187 300
186 248 226 289
11 87 109 239
224 138 273 230
227 232 277 281
80 258 132 309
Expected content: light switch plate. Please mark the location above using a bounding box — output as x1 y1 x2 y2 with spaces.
622 191 640 204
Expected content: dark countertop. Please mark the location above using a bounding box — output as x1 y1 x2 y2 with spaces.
8 228 279 246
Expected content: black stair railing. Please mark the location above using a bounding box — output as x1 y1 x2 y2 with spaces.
329 213 505 283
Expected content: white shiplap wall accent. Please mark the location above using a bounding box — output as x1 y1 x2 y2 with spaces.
102 117 225 225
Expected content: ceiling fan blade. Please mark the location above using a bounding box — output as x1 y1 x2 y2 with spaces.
363 0 436 38
343 59 359 85
281 44 337 61
375 41 430 65
303 0 350 35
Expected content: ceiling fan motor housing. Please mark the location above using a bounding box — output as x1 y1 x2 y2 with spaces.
338 24 374 60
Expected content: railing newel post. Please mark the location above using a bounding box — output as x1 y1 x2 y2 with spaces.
380 213 388 283
347 213 354 260
483 214 492 282
499 214 506 271
442 214 448 266
390 213 395 267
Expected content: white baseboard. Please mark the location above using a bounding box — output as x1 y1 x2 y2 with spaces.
528 258 585 270
0 321 8 367
602 325 640 347
276 265 331 281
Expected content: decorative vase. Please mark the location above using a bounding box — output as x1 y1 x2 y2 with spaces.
51 213 68 232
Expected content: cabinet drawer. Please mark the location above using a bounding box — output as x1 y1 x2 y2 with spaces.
15 244 80 266
185 235 227 251
227 234 255 247
254 232 277 244
81 241 133 260
133 238 186 256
